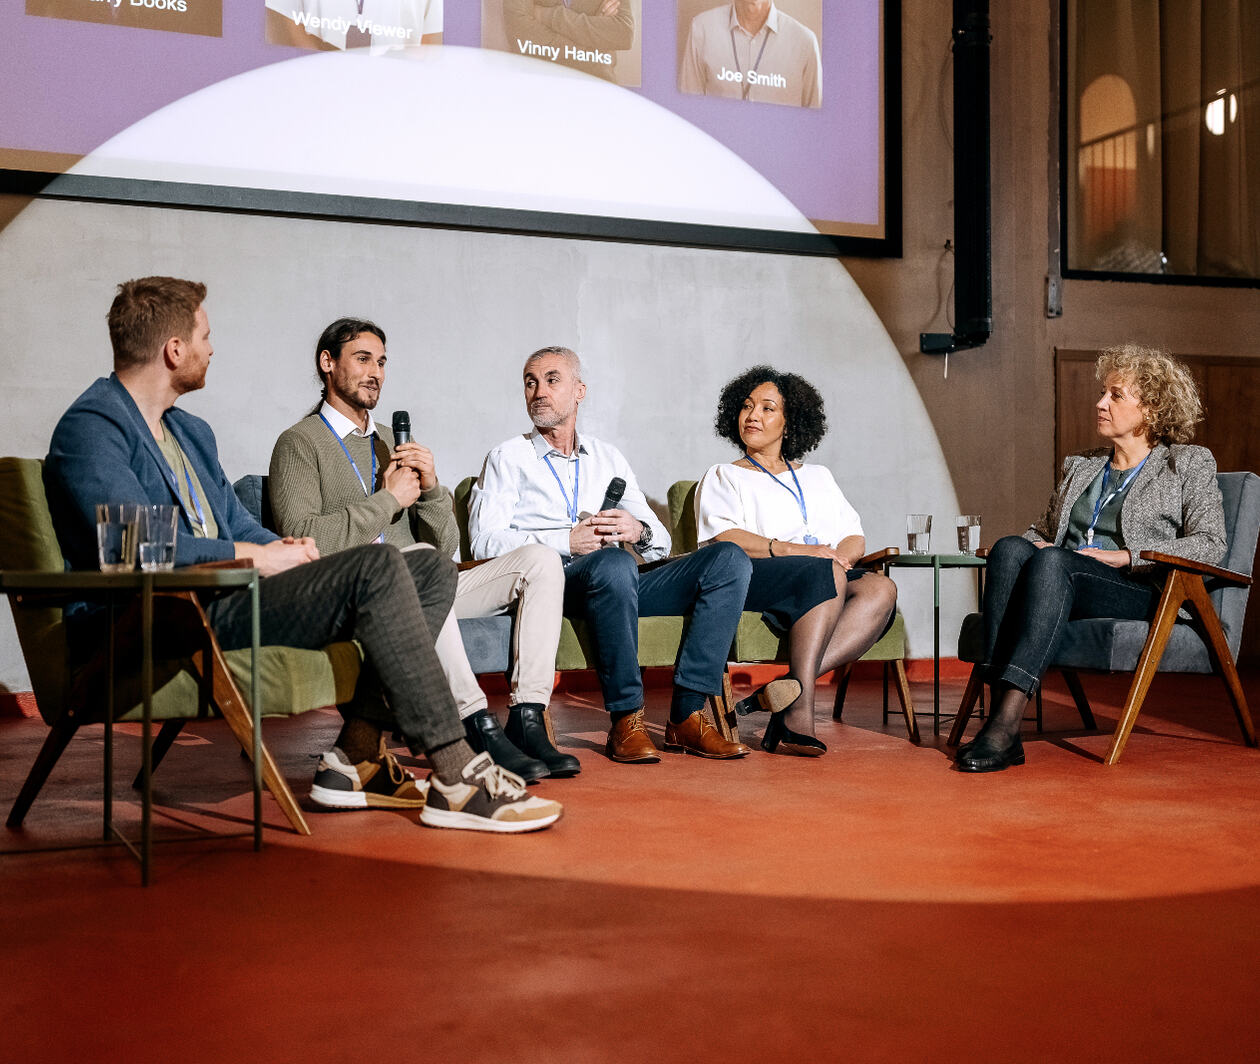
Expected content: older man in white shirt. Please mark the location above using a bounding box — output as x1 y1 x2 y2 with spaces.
470 346 756 764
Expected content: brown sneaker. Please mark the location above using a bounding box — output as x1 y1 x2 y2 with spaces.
663 711 750 759
605 709 661 764
309 739 428 810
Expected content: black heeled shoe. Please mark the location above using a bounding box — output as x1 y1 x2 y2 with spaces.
955 732 1024 773
761 710 826 757
735 676 803 716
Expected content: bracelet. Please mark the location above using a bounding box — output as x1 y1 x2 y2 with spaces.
767 538 777 557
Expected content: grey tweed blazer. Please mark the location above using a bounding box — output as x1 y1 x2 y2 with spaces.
1024 443 1226 575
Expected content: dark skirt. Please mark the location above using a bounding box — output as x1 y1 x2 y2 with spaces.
745 555 863 633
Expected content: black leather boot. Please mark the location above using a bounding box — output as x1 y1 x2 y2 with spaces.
463 710 549 783
506 704 581 778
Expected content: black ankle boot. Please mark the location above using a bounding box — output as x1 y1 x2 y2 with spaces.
464 710 549 783
506 704 581 778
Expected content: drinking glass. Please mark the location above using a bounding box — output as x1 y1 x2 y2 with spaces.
96 503 139 572
138 504 179 571
956 514 981 555
906 514 932 555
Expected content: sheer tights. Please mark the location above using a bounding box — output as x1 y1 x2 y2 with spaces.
780 569 898 735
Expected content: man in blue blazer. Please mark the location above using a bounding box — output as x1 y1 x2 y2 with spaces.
44 277 561 833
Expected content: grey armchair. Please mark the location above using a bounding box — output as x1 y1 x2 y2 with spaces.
949 471 1259 764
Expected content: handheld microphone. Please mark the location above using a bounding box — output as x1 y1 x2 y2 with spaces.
392 411 412 446
598 477 626 513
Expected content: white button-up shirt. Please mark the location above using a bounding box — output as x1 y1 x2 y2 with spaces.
318 400 377 441
469 428 670 562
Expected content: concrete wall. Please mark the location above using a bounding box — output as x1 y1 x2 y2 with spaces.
0 195 959 692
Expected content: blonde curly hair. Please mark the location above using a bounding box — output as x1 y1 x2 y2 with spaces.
1096 343 1203 445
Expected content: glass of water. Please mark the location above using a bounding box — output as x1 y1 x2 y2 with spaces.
956 514 981 555
138 504 179 571
96 503 139 572
906 514 932 555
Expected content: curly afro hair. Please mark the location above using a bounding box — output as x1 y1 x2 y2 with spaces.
713 365 828 462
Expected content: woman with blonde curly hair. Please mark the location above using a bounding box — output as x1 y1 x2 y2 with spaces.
955 344 1226 772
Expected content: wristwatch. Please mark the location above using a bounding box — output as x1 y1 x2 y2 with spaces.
634 522 654 552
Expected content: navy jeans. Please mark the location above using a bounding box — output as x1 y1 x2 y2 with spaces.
981 535 1159 695
562 542 752 714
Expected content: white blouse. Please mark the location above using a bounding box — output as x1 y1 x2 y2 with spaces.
695 462 864 546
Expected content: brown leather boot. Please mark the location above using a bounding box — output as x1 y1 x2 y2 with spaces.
663 711 750 759
605 709 661 764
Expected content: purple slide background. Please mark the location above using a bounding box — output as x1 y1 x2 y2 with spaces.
2 1 883 228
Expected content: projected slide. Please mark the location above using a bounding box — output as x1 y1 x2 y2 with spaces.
3 1 897 254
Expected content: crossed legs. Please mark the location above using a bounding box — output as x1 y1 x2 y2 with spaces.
781 568 898 736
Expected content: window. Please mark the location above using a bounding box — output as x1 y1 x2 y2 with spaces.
1063 0 1260 284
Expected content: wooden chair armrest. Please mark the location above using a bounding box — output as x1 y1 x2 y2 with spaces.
456 558 491 571
1138 551 1252 586
976 546 990 558
860 547 901 565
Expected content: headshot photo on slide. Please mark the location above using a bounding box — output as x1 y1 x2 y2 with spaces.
484 0 643 88
677 0 822 109
264 0 443 53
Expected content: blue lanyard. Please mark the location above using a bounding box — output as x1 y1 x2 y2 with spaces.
319 414 376 497
1085 455 1148 546
730 25 771 100
321 414 385 543
743 453 817 544
159 420 209 536
543 452 580 525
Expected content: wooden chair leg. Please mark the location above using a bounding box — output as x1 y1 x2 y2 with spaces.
1059 668 1097 730
946 664 986 747
892 658 919 743
1183 576 1257 747
1104 571 1187 766
1034 688 1043 732
6 711 81 828
200 632 311 836
132 719 185 790
709 669 739 743
831 663 854 721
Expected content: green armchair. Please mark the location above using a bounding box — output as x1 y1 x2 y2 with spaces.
0 457 362 838
667 480 919 742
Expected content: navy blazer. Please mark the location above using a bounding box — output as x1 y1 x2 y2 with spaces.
45 374 278 571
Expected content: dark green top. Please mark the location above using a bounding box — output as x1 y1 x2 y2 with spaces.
1062 464 1139 551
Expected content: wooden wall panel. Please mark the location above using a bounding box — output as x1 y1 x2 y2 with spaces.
1056 349 1260 664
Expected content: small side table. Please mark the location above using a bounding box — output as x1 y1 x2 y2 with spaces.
881 553 986 735
0 568 260 884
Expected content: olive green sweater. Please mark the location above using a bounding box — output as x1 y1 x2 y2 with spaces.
268 414 458 558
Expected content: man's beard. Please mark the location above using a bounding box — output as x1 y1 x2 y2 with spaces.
334 380 379 411
529 401 567 428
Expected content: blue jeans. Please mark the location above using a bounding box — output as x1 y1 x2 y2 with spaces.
562 542 752 714
981 535 1159 695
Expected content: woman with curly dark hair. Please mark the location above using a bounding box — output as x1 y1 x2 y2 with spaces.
954 344 1226 772
695 366 898 756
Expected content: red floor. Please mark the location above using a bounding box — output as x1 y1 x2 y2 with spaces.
3 672 1260 1062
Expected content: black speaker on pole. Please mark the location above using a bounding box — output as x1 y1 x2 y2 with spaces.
921 0 993 355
